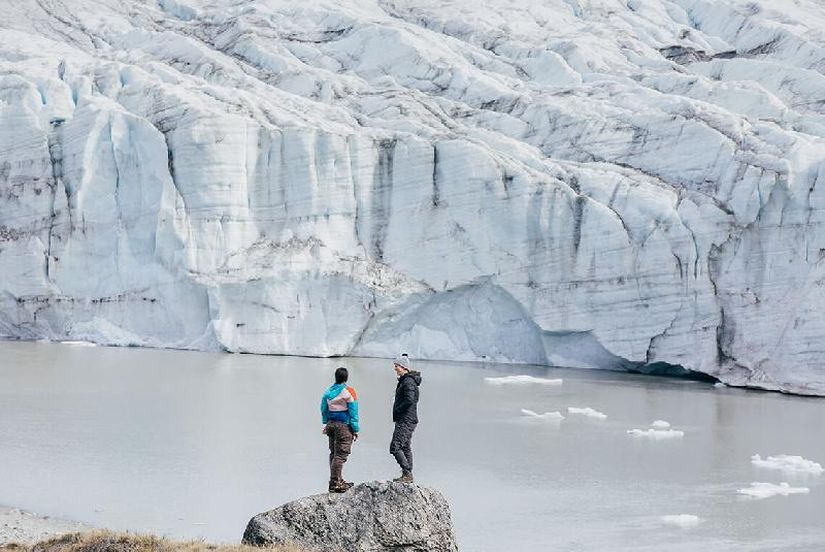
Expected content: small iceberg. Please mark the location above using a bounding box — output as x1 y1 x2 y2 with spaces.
628 428 684 439
520 408 564 420
628 420 683 439
485 375 563 386
660 514 701 527
567 407 607 420
738 482 810 499
751 454 823 475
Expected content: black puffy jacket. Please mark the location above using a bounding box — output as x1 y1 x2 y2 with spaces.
393 371 421 423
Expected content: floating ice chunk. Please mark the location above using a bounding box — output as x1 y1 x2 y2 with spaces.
520 408 564 420
485 375 563 386
60 341 97 347
714 382 727 388
567 407 607 420
661 514 701 527
738 482 810 499
751 454 824 475
627 428 684 439
629 420 683 438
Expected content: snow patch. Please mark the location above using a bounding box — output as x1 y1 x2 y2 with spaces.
737 482 810 499
651 420 671 429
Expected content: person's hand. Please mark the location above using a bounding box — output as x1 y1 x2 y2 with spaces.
352 433 359 442
321 426 327 435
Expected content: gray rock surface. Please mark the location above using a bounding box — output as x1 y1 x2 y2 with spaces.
242 481 458 551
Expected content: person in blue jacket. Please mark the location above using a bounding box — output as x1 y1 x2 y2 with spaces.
321 366 360 493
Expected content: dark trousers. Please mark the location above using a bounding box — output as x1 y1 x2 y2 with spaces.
326 421 353 483
390 420 417 472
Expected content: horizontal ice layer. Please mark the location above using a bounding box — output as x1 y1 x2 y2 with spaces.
1 0 825 394
485 375 564 386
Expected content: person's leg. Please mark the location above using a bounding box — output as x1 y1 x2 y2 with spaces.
402 423 415 472
390 422 411 472
391 422 415 482
327 422 338 487
330 423 354 491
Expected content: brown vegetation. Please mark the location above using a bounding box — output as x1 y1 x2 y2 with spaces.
1 531 303 552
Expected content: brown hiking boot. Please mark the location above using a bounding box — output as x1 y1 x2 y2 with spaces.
329 480 354 493
393 471 414 484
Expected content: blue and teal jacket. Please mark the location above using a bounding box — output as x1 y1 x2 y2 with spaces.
320 383 360 433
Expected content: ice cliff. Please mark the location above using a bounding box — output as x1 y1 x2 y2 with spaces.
1 0 824 394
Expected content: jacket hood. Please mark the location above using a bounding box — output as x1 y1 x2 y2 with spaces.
324 383 347 400
401 371 422 385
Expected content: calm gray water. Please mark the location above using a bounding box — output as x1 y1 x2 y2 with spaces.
1 341 824 551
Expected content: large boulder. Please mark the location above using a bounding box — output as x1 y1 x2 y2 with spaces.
242 481 458 552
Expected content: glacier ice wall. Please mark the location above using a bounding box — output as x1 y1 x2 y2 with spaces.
1 0 825 394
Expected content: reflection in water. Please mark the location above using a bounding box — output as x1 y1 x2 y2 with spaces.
1 341 823 551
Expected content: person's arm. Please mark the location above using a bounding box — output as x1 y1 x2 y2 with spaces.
320 394 329 425
346 386 360 434
393 379 413 419
401 378 417 410
392 386 403 420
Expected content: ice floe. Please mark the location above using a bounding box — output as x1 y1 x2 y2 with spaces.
660 514 701 527
751 454 823 475
738 482 810 499
520 409 564 421
60 341 97 347
628 420 683 439
566 407 607 420
628 428 685 439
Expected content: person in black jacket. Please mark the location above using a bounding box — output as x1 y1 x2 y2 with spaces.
390 353 421 483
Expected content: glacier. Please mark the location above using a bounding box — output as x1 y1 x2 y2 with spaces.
1 0 824 394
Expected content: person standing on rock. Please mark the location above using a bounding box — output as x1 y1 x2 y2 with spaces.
390 353 421 483
321 367 360 493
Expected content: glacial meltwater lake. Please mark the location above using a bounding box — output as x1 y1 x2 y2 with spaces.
2 341 824 551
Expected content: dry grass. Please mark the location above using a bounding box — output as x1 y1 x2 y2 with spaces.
1 531 305 552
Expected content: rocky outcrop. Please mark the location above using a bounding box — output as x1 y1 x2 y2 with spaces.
242 481 458 552
1 0 825 394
